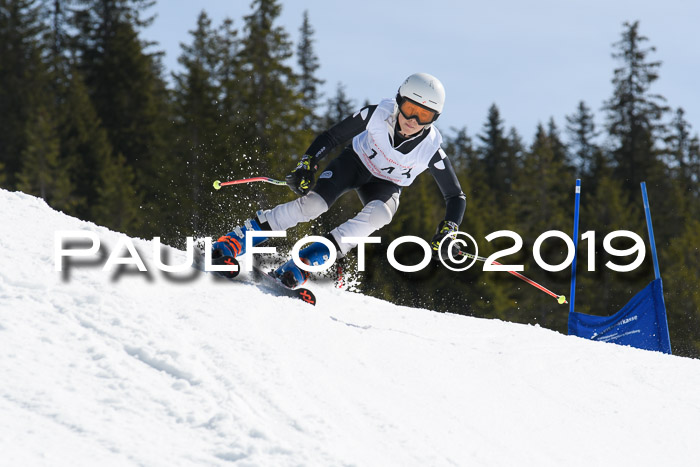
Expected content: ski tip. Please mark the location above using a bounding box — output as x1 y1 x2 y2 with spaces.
211 255 240 279
297 288 317 306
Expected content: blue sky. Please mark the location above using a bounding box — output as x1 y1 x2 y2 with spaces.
143 0 700 144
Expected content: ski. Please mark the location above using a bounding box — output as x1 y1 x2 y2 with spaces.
193 247 316 305
252 265 317 306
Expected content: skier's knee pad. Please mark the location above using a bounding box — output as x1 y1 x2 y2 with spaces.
299 191 329 220
366 195 399 229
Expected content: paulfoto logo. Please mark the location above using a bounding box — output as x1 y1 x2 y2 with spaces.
54 228 647 278
54 231 442 276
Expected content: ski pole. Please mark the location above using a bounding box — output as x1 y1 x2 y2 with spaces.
213 177 288 190
457 250 567 304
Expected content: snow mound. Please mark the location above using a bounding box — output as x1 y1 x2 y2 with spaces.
1 188 699 466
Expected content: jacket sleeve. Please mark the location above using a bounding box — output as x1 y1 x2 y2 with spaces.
428 148 466 225
303 105 377 165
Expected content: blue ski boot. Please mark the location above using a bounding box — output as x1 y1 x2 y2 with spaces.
274 241 332 288
211 211 272 277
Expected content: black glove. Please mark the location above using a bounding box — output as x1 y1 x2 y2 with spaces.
431 220 461 260
286 154 318 196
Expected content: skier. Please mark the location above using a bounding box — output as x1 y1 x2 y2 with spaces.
212 72 466 287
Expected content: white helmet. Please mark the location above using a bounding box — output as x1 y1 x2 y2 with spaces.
397 73 446 118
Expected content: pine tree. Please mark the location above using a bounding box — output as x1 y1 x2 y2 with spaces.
297 10 324 133
42 1 118 220
603 21 668 194
237 0 309 173
92 151 143 233
48 0 69 54
323 82 355 127
72 0 161 164
474 105 522 246
507 124 572 327
217 17 243 147
46 0 73 76
443 127 475 172
664 108 700 200
565 100 603 180
478 104 515 199
217 17 241 103
0 0 51 187
171 11 229 237
58 65 116 220
506 127 525 178
71 0 170 235
546 118 568 169
16 105 80 212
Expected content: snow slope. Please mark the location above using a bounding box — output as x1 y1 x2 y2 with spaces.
1 188 700 467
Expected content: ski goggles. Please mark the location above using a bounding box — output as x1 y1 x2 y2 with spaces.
398 98 439 125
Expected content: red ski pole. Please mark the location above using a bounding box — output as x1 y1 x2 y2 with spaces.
458 250 567 304
213 177 288 190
